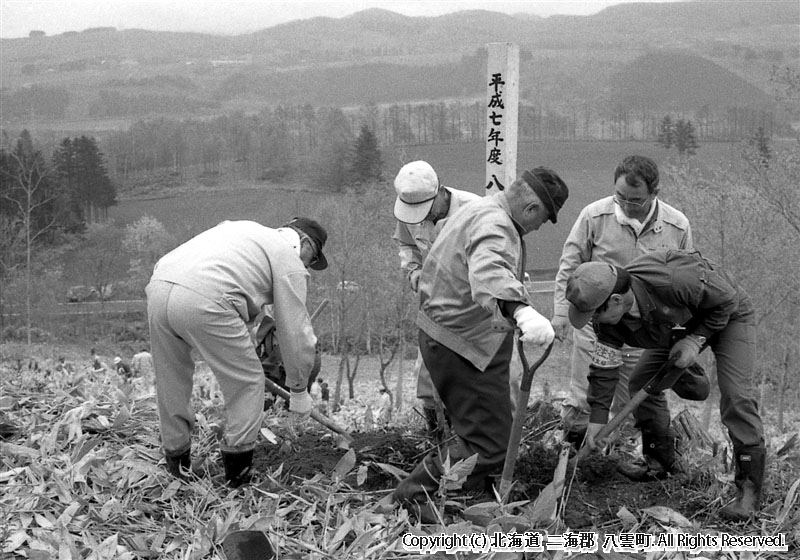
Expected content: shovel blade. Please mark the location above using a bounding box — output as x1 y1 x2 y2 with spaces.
221 530 275 560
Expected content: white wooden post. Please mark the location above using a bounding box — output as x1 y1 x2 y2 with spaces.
484 43 519 195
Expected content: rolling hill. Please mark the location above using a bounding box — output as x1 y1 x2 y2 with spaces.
0 1 796 129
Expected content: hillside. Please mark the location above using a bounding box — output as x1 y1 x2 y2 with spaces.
609 51 776 112
0 1 797 130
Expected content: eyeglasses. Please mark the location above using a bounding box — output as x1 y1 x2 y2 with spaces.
613 194 651 209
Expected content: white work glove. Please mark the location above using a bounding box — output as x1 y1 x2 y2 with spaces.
289 389 312 423
513 306 555 346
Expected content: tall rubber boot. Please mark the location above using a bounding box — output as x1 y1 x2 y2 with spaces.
423 406 439 434
392 453 443 523
618 429 677 481
564 427 587 450
164 448 191 479
719 448 765 521
221 449 254 488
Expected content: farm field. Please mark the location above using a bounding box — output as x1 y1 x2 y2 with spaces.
108 140 746 276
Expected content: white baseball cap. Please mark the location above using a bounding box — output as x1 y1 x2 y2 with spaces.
393 161 439 224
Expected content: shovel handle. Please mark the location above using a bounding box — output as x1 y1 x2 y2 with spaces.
310 299 329 322
499 339 554 499
264 377 354 443
571 355 683 465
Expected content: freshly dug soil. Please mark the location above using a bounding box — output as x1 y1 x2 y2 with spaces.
252 402 723 529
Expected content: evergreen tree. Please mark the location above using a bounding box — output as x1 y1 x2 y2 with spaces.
53 136 117 224
656 115 674 149
314 108 353 191
350 125 383 184
748 126 772 167
51 138 86 233
674 119 699 156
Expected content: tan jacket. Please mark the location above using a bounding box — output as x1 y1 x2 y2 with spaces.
416 194 530 371
554 197 692 319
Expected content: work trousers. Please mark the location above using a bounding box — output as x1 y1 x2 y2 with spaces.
561 323 642 432
416 334 524 416
420 329 514 489
631 319 764 452
146 280 264 455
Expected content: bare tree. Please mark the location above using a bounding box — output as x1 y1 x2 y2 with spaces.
665 147 800 427
0 131 58 345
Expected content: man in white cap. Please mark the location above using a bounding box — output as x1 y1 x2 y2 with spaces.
146 217 327 487
392 161 480 437
393 166 569 521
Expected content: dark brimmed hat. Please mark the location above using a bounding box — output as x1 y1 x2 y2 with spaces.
286 217 328 270
566 262 617 328
522 168 569 223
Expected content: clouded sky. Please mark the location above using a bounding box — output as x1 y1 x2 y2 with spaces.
0 0 683 39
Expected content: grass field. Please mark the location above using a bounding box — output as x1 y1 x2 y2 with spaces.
108 139 745 275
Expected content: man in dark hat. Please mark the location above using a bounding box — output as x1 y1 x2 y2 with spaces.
146 217 327 487
566 249 765 521
392 167 569 521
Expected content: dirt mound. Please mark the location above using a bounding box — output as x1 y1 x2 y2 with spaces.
253 426 426 490
253 402 729 531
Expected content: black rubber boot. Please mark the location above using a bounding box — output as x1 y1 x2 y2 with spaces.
720 448 766 521
165 448 191 479
618 430 677 481
423 406 439 435
670 363 711 401
392 453 443 523
221 449 254 488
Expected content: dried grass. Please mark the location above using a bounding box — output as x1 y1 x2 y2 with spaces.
1 353 798 560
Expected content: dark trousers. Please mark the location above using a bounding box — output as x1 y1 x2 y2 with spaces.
630 319 764 453
419 329 514 488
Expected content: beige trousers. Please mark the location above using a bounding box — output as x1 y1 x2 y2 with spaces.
146 280 264 454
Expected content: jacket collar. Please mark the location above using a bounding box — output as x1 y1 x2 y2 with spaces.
497 193 527 236
607 196 665 235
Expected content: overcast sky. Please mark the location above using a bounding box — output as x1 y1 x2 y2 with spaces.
0 0 685 39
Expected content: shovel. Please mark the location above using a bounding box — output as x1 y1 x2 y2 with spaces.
528 355 685 523
499 337 554 500
569 355 682 465
264 376 354 443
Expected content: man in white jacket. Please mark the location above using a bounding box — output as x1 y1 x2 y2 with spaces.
146 217 327 487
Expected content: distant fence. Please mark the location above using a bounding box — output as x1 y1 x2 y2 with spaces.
1 300 147 319
1 284 556 319
527 281 555 294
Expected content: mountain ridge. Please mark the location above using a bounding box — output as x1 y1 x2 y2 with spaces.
1 2 796 128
